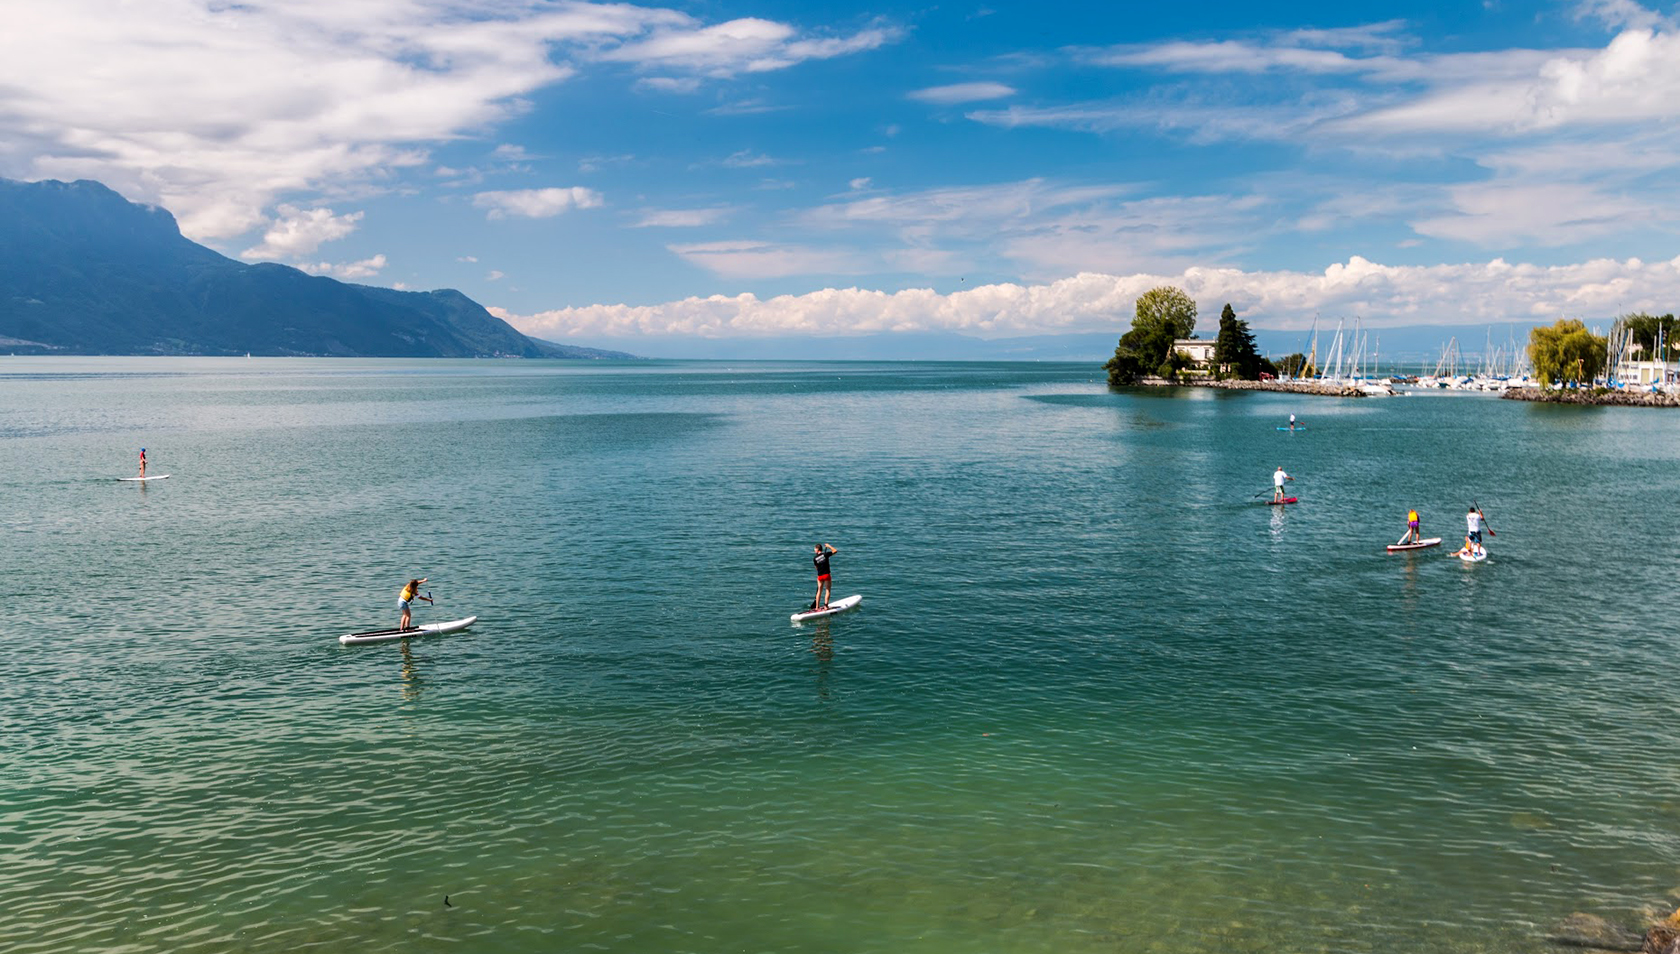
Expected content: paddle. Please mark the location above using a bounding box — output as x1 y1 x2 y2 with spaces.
1473 501 1496 537
1396 530 1411 546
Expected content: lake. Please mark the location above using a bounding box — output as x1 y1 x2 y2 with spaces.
3 357 1678 953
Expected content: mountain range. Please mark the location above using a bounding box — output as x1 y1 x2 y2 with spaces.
0 178 631 358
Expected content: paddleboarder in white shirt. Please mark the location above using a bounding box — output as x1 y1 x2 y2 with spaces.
1288 414 1297 431
1462 506 1485 557
1272 466 1293 502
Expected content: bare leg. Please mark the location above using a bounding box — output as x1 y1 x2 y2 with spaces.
401 607 412 630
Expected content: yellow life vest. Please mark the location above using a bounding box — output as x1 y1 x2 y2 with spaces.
400 582 417 602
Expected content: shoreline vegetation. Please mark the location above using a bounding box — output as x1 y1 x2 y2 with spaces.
1104 294 1680 407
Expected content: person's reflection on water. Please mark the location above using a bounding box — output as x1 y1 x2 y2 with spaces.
810 620 833 702
1269 504 1286 538
398 641 423 702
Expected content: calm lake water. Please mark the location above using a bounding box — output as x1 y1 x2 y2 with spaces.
3 357 1679 954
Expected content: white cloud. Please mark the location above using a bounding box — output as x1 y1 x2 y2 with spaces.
1576 0 1670 31
631 207 731 227
599 17 899 76
472 187 604 219
0 1 892 241
1411 180 1658 246
300 253 386 280
493 254 1680 340
488 269 505 281
667 240 867 280
241 204 363 261
908 81 1016 104
721 150 778 168
636 76 702 94
848 177 872 191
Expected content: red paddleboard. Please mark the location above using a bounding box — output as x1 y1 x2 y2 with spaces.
1265 497 1298 505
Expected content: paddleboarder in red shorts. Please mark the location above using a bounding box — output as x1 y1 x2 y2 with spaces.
812 544 836 610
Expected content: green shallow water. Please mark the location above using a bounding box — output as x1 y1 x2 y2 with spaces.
3 357 1679 953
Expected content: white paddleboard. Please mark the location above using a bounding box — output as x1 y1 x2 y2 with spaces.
791 594 862 623
1387 537 1442 552
1457 548 1487 563
340 615 478 645
117 475 170 481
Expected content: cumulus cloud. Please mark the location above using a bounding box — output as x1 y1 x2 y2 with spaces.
472 187 604 219
241 205 363 261
299 253 386 280
493 254 1680 340
908 81 1016 104
0 1 895 241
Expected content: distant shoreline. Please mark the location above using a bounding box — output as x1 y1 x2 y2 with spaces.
1129 376 1366 397
1501 387 1680 407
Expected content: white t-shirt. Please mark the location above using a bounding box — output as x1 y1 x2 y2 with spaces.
1274 470 1289 487
1467 512 1481 533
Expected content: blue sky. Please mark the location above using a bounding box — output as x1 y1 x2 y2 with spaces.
4 0 1680 348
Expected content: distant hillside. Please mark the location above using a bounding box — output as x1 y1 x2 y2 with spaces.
528 338 639 360
0 178 611 358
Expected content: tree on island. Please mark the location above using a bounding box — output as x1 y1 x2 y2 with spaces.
1617 312 1679 357
1528 319 1607 387
1106 286 1198 385
1212 303 1264 379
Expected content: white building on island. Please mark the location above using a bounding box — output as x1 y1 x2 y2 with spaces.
1171 339 1215 374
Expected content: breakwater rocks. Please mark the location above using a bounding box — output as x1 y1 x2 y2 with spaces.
1137 377 1366 397
1501 387 1680 407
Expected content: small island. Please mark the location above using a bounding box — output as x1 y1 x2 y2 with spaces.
1104 285 1363 397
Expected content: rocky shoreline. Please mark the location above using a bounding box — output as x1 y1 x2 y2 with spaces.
1501 387 1680 407
1552 907 1680 953
1135 376 1366 397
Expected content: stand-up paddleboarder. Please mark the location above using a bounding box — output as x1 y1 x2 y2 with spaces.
1272 466 1293 502
399 577 433 630
811 544 836 611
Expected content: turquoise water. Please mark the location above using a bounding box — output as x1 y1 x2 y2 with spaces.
3 357 1679 953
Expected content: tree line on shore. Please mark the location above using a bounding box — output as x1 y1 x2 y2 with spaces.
1527 312 1675 387
1104 286 1673 390
1104 286 1282 386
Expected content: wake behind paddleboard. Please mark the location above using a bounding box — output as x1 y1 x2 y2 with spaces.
117 475 170 481
1387 537 1442 552
1265 497 1298 506
340 615 478 645
791 594 862 623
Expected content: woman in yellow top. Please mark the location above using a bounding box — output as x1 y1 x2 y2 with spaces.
399 578 433 630
1405 509 1421 544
